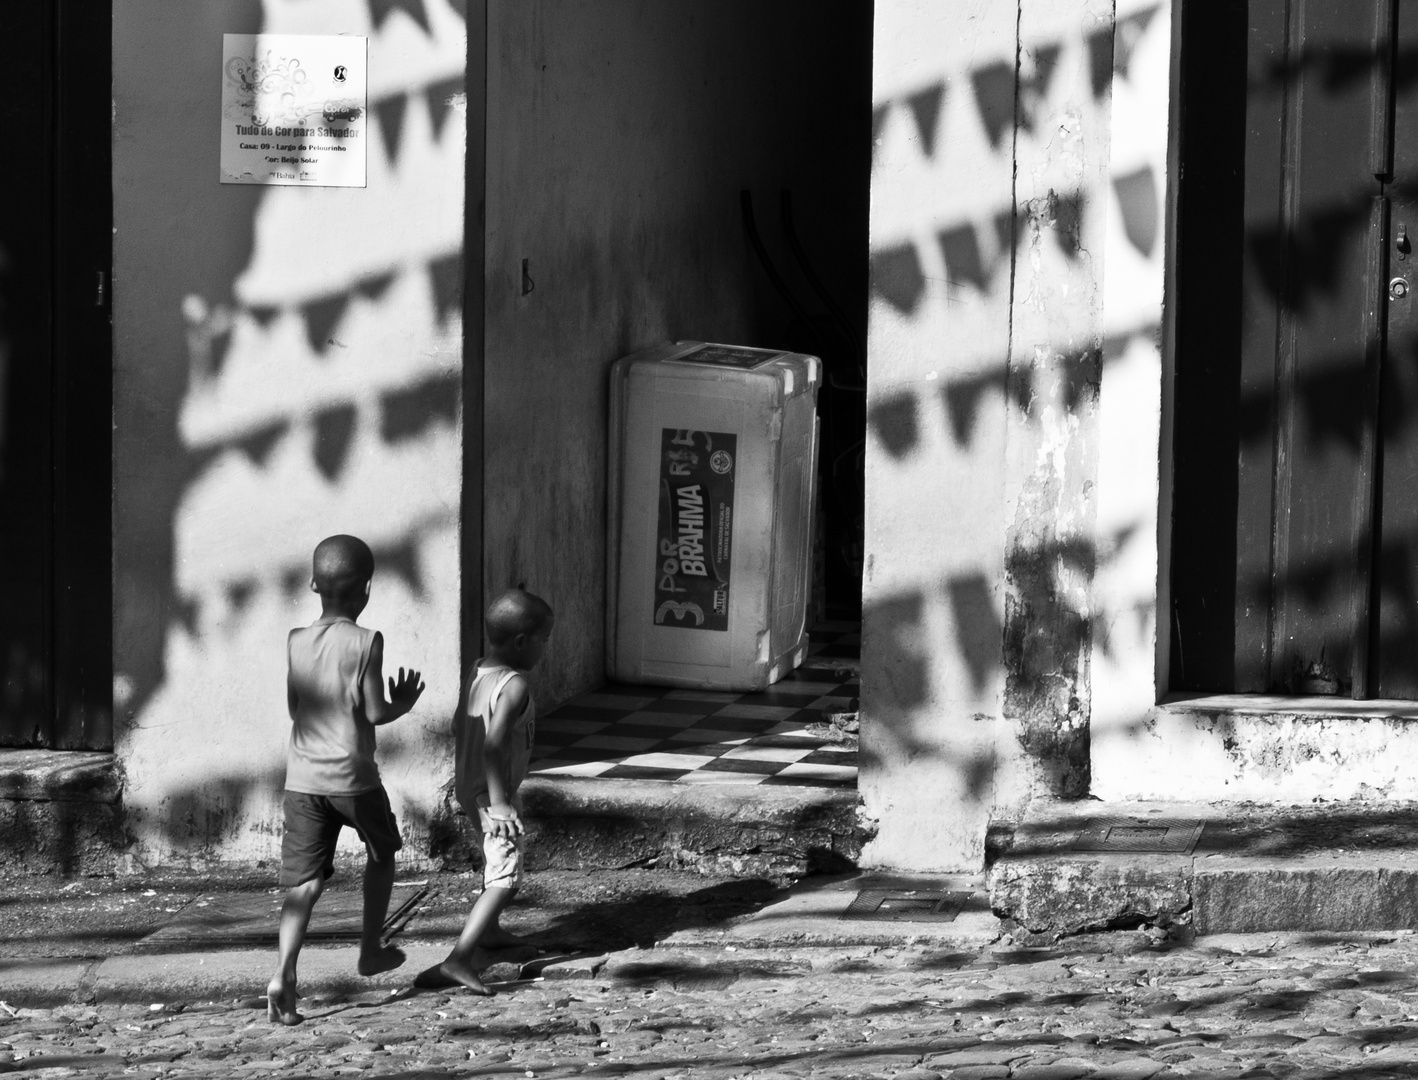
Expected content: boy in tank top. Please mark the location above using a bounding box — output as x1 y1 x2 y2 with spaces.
416 587 553 995
267 534 425 1025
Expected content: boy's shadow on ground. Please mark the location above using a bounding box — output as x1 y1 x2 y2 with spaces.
509 876 788 952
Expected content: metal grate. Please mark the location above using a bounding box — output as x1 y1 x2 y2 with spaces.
840 890 971 922
1066 817 1204 854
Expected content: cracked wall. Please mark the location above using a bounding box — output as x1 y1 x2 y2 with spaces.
862 0 1170 869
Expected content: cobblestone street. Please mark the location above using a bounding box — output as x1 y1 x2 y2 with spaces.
8 878 1418 1080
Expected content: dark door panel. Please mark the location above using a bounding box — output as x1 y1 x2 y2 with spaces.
0 0 112 748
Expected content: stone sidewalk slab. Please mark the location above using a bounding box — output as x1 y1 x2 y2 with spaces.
0 957 98 1009
991 798 1418 936
93 943 453 1005
659 871 1001 947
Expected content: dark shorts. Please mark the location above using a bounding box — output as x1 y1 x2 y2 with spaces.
279 787 403 887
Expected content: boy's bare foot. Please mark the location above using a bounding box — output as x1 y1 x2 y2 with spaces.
357 945 406 977
414 958 495 995
266 978 303 1026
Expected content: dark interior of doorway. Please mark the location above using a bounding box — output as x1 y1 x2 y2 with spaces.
0 1 113 749
735 0 872 625
1169 0 1249 693
741 185 869 624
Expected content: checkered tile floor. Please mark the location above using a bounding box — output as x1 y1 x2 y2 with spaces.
530 622 860 788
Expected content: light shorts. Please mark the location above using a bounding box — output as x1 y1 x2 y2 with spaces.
481 832 524 891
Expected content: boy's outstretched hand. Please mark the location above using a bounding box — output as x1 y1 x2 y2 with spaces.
389 667 425 709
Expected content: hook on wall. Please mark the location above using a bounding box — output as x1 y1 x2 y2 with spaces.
521 258 535 296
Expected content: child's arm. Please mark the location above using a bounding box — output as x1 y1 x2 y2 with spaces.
359 632 425 725
482 675 529 838
287 631 299 720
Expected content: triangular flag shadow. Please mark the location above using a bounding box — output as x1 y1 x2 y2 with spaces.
248 305 281 329
355 271 397 302
1087 27 1114 100
868 391 921 460
971 61 1015 150
905 83 946 159
945 573 1001 695
938 223 987 293
1018 44 1061 136
941 368 1007 448
380 373 460 444
302 292 353 355
233 419 288 468
1115 6 1161 84
427 252 463 326
372 536 425 597
425 76 465 143
374 94 408 167
369 0 430 34
1113 166 1159 257
313 403 358 481
869 242 927 317
1053 189 1084 260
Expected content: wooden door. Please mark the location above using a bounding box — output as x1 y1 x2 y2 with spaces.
1376 0 1418 695
1171 0 1418 699
0 2 112 748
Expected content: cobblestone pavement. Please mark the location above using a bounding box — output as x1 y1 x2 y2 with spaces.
9 921 1418 1078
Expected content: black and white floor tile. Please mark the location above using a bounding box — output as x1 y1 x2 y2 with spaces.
530 623 860 788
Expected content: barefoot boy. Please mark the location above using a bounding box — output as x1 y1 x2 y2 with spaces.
418 588 553 995
268 534 425 1025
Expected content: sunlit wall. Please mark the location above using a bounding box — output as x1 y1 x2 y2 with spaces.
113 0 467 867
862 0 1170 869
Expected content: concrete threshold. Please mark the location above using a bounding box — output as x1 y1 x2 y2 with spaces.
519 775 865 878
989 798 1418 938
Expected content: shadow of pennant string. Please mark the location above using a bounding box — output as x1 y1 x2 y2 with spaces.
368 0 430 34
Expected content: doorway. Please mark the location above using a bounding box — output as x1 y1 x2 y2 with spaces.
0 2 113 748
1170 0 1418 699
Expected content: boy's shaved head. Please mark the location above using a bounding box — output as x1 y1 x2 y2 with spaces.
312 534 374 599
485 588 554 645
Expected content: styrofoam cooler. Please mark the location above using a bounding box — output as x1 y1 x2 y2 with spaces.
606 341 820 691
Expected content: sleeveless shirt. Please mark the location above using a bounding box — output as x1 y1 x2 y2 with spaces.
284 616 381 796
453 662 536 818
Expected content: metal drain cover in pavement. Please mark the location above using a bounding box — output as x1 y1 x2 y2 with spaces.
1067 817 1204 854
840 890 971 922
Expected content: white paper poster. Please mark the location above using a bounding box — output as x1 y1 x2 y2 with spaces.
220 34 368 188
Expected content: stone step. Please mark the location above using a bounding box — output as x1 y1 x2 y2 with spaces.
0 749 127 875
431 775 868 881
1093 694 1418 802
988 798 1418 937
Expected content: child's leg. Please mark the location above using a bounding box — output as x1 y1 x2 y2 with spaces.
415 831 523 994
269 793 339 1026
268 875 323 1025
347 787 406 976
415 886 516 994
356 851 405 975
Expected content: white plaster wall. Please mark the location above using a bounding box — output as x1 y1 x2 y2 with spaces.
113 0 467 866
1089 0 1174 799
861 0 1017 871
864 0 1171 868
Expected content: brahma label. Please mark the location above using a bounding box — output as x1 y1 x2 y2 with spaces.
654 428 736 631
